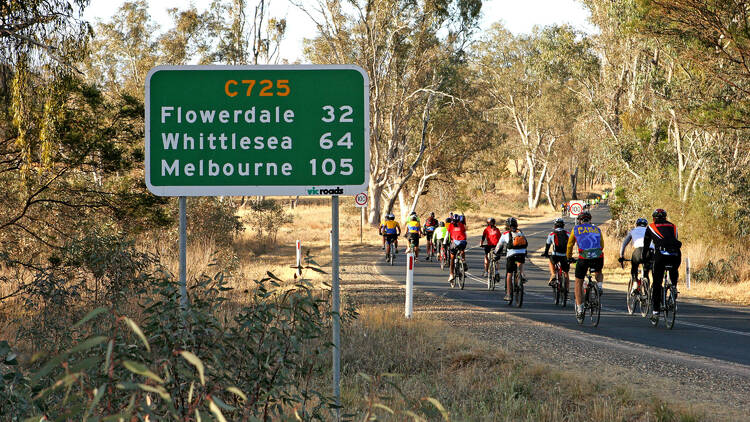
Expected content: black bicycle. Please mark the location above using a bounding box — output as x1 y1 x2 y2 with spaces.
544 254 568 307
486 252 500 291
505 255 523 307
450 249 466 289
385 237 396 265
572 259 600 327
650 263 677 329
622 259 650 318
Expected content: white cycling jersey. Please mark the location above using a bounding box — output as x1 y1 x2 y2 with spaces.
619 226 653 257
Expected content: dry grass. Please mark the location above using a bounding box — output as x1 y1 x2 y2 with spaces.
337 306 705 421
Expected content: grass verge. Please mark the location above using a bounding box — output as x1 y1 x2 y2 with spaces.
338 305 705 421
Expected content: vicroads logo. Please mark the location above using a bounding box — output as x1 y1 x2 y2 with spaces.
307 187 344 195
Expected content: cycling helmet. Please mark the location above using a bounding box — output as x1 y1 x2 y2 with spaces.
410 211 417 216
387 213 395 220
439 221 445 227
578 211 592 222
459 215 466 223
445 217 452 224
652 208 667 221
487 217 496 225
505 217 518 228
553 218 565 228
410 215 418 221
430 212 435 217
636 218 648 227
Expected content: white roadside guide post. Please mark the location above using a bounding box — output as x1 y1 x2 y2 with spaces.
296 240 302 276
405 251 414 318
144 65 370 421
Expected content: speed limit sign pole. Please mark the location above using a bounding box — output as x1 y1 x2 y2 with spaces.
354 192 368 244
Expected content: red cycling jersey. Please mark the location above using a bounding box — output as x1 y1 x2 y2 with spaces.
482 226 502 246
447 222 467 241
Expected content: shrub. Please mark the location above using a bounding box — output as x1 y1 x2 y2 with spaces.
1 271 348 420
187 197 244 247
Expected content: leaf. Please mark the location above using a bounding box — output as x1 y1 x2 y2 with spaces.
304 266 327 274
188 381 195 403
101 340 113 374
179 351 205 386
31 354 65 385
4 352 17 366
68 336 108 355
209 398 228 422
423 397 450 421
73 307 108 329
122 361 164 384
195 409 202 422
266 271 282 281
122 317 150 352
226 386 247 401
373 403 395 414
211 395 236 411
137 383 172 401
83 383 107 422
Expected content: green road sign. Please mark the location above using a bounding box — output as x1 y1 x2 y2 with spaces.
145 65 369 196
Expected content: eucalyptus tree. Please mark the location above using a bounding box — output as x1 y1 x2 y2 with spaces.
299 0 482 223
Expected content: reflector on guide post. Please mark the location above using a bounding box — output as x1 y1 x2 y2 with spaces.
406 252 414 318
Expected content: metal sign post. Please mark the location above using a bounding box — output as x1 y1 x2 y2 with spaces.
406 252 414 318
179 196 188 309
354 192 367 245
331 195 341 420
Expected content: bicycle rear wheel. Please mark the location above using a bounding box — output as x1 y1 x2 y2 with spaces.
458 260 466 290
440 248 446 270
626 277 637 315
514 273 523 308
586 283 601 327
487 258 494 290
664 281 676 330
640 278 651 318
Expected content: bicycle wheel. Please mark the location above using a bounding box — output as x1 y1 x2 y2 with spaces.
561 283 568 308
626 277 637 315
506 278 514 306
586 283 601 327
514 273 523 308
664 279 676 330
487 258 493 290
458 259 466 290
450 259 457 288
640 278 651 318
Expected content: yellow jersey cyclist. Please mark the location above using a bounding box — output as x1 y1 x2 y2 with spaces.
566 211 604 322
432 220 449 263
380 214 400 258
404 215 422 258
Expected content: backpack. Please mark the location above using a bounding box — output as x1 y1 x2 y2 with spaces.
553 230 569 254
509 230 528 249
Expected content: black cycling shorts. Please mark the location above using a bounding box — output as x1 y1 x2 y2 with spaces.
574 257 604 279
385 234 398 244
483 245 497 255
506 254 526 273
407 233 420 247
550 255 570 272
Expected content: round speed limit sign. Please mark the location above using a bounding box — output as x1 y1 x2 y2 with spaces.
569 201 583 216
355 192 368 208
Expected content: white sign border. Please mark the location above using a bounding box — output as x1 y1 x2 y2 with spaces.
145 64 371 197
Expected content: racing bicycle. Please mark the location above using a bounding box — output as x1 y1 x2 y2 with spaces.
650 263 677 329
385 237 396 265
486 252 500 290
450 249 466 290
577 264 601 326
505 255 523 307
622 258 650 318
544 254 568 307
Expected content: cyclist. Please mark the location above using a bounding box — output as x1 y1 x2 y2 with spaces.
444 215 468 282
618 218 651 293
542 218 570 292
479 218 502 277
433 220 449 264
494 217 528 301
561 202 567 217
423 212 439 261
404 215 422 258
642 209 681 322
381 214 401 259
409 211 421 224
566 210 604 322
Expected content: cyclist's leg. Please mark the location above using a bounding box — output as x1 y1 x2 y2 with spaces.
574 258 589 307
559 256 571 291
593 257 604 291
547 257 556 282
483 246 490 273
668 253 681 286
505 256 517 296
448 242 456 279
517 254 526 281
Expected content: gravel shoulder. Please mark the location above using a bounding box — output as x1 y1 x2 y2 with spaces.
339 243 750 421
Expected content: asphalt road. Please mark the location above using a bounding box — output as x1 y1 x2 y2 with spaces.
376 204 750 367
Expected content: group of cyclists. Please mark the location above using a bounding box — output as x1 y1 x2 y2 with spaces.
379 204 682 324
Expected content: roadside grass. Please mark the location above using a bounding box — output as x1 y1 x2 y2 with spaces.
338 305 705 421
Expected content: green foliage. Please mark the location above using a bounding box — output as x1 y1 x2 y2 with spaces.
244 199 293 248
693 258 741 285
185 197 244 247
1 271 349 419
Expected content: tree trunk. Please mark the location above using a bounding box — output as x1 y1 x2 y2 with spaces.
367 179 384 226
570 167 578 200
